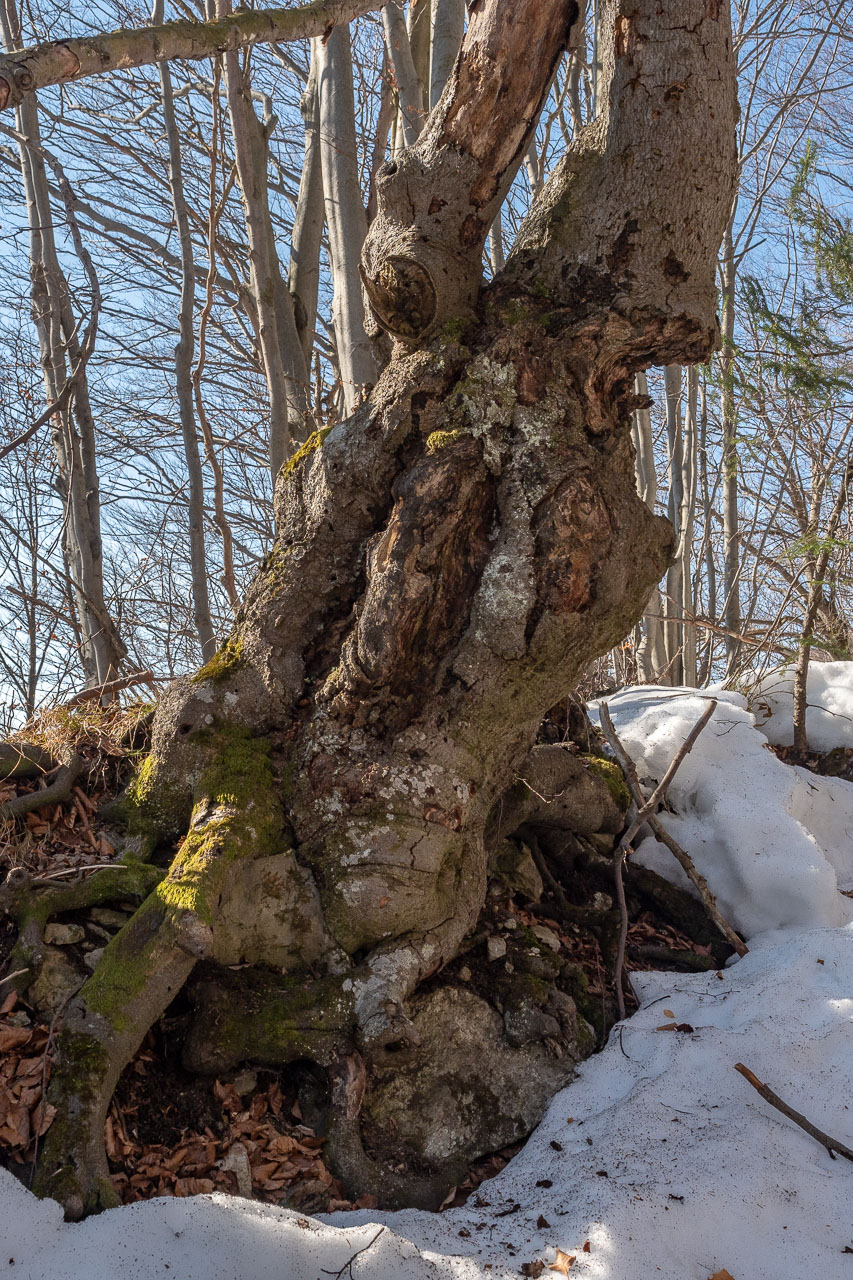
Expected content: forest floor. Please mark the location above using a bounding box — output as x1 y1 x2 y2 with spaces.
1 664 852 1278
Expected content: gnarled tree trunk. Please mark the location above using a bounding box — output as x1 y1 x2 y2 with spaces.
19 0 737 1220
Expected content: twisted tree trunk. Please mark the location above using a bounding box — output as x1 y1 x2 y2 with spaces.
23 0 737 1220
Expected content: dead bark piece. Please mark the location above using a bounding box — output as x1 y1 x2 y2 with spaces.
735 1063 853 1162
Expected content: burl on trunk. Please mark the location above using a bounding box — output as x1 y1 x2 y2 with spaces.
28 0 737 1218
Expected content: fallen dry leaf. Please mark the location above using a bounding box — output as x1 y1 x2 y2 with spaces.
709 1271 736 1279
548 1249 575 1275
0 1026 33 1054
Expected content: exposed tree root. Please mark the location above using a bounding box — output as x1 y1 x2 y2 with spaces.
326 1053 465 1211
0 753 85 820
0 860 164 997
0 742 56 781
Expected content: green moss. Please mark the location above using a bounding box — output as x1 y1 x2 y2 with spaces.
157 725 281 924
279 426 333 481
560 961 603 1046
117 750 190 847
193 633 246 685
502 298 530 327
439 316 470 343
426 428 464 454
583 756 631 811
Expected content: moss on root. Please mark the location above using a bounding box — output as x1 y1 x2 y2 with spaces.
157 724 282 924
192 633 246 685
426 428 464 454
583 755 631 811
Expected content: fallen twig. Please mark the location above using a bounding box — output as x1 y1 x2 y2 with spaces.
0 968 29 986
321 1228 385 1279
611 844 631 1020
735 1062 853 1162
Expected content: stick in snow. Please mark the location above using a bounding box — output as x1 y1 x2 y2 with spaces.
735 1062 853 1162
600 700 747 1019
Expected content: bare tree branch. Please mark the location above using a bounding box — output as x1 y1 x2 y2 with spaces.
0 0 386 111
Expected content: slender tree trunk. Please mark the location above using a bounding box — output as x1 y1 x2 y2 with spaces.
155 0 216 663
1 0 124 687
407 0 431 111
289 47 324 366
382 1 424 147
720 218 741 675
680 366 699 685
193 59 240 614
220 0 312 476
664 364 684 684
632 370 666 682
429 0 465 109
315 23 377 413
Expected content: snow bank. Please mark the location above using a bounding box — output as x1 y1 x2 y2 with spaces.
4 673 853 1280
9 929 852 1280
750 660 853 751
596 685 853 937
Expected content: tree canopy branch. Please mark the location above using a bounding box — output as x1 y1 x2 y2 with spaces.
0 0 384 110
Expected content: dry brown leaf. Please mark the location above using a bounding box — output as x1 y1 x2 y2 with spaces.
548 1249 576 1275
0 1026 33 1053
709 1272 736 1280
0 1105 31 1148
32 1100 56 1137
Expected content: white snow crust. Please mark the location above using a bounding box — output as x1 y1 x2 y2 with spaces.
750 660 853 752
3 668 853 1280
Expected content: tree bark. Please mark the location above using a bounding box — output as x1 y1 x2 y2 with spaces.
31 0 738 1220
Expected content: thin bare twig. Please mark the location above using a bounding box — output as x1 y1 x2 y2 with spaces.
0 967 29 986
735 1062 853 1162
600 700 747 1016
321 1228 386 1279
